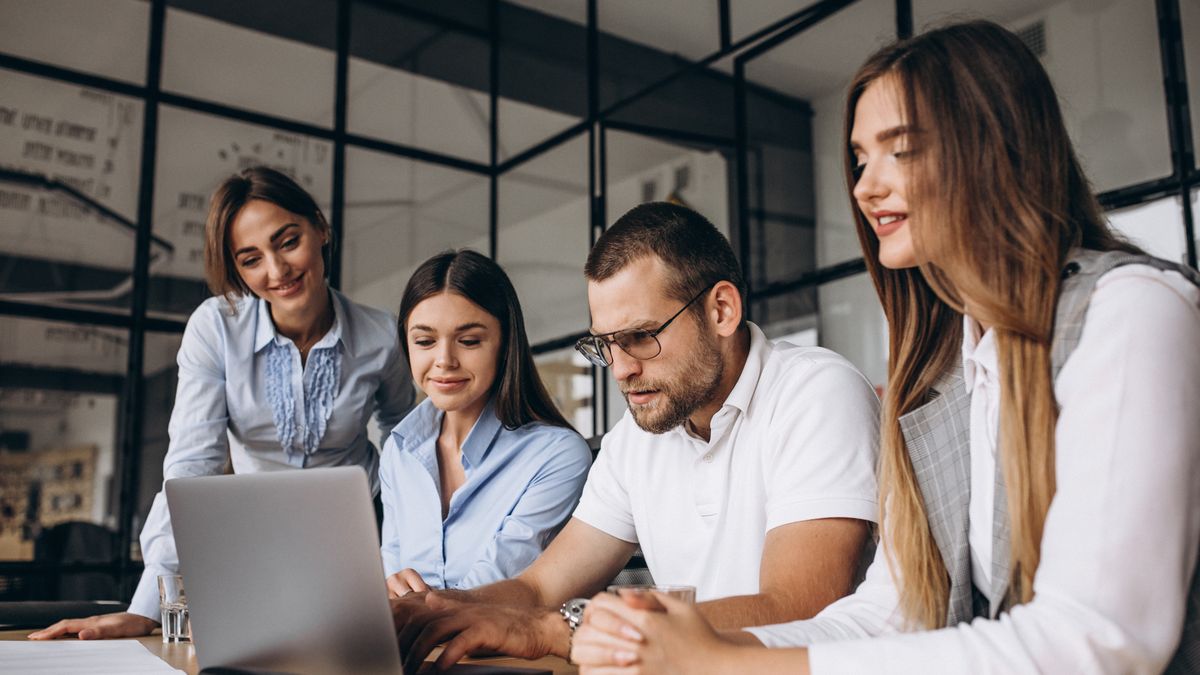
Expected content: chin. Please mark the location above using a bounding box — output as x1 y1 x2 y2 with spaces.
878 248 917 269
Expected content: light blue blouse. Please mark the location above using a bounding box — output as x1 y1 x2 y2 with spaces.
129 289 414 619
380 398 591 590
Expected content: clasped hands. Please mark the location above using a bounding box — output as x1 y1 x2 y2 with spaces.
390 581 736 675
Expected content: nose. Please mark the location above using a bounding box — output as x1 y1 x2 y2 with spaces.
852 157 888 205
265 252 291 282
434 341 458 370
609 343 641 384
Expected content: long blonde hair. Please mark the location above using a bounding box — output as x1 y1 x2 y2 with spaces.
845 21 1141 628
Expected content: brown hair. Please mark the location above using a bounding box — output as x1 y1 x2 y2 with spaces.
398 250 571 430
204 166 332 308
845 20 1140 628
585 202 746 321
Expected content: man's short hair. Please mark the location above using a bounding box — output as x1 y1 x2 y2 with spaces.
584 202 747 315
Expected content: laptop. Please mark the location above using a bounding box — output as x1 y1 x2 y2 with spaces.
166 467 550 675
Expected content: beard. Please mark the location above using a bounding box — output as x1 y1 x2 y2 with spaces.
621 330 724 435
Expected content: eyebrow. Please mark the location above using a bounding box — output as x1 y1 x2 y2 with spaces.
589 320 657 336
233 223 299 257
409 322 490 333
848 125 913 152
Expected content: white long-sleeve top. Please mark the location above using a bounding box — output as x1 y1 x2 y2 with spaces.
747 264 1200 674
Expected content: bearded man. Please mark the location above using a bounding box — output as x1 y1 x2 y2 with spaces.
391 202 881 673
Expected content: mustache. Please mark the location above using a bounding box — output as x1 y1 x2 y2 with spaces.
620 378 665 395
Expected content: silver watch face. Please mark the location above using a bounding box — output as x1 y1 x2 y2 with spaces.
560 598 589 629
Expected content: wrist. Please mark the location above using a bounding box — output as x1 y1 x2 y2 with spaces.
539 607 572 659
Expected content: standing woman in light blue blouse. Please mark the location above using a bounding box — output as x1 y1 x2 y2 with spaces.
31 166 414 640
381 250 591 597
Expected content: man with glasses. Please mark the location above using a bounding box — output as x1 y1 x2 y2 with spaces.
392 202 880 672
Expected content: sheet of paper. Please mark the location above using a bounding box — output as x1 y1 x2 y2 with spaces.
0 640 185 674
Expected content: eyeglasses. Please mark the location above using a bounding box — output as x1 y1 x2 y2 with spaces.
575 283 717 368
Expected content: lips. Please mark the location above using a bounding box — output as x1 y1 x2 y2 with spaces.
626 389 659 406
270 272 305 298
429 378 469 392
872 212 907 237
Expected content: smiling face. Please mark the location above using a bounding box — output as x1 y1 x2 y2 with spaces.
587 256 722 434
406 291 502 420
850 76 918 269
228 199 329 309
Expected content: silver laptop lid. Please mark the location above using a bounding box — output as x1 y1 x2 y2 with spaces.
166 466 401 675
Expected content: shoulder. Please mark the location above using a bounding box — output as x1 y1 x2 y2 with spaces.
1058 263 1200 385
181 295 254 351
338 291 399 338
507 422 592 466
756 342 877 405
1090 263 1200 310
187 294 251 329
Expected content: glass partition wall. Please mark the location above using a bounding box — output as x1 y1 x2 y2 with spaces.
0 0 1195 600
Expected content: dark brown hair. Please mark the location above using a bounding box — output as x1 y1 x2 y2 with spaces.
398 249 571 431
204 166 332 307
585 202 746 321
845 20 1140 629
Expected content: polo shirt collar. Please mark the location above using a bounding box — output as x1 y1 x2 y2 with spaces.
671 322 768 445
722 322 768 416
252 288 349 355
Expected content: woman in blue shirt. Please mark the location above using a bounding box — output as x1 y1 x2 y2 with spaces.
381 250 591 596
32 167 413 640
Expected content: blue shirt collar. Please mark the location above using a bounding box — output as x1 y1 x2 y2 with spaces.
393 396 504 468
252 287 350 355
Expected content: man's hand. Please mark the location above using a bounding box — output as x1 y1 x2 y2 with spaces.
28 612 158 640
387 568 431 598
397 592 569 674
390 590 433 631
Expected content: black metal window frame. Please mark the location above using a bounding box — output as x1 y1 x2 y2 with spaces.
0 0 1194 594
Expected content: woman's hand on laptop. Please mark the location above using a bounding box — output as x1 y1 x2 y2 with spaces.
387 568 430 598
28 612 159 640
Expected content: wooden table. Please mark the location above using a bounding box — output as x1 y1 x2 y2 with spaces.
0 629 576 674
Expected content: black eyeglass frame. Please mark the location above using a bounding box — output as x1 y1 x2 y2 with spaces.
574 282 719 368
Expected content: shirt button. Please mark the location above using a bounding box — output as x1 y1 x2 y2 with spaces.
703 453 713 463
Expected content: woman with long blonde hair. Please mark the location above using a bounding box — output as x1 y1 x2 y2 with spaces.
570 20 1200 673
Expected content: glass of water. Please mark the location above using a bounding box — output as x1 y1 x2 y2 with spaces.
157 574 191 643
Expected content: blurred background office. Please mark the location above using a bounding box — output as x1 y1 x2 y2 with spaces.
0 0 1196 603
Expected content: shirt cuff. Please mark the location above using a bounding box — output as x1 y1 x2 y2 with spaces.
766 496 878 531
128 566 169 621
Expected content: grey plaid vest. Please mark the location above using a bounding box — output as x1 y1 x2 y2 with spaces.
898 248 1200 673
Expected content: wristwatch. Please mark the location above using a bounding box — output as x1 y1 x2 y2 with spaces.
560 597 589 664
560 597 589 632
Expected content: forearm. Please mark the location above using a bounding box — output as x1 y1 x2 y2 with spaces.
438 577 543 607
696 590 832 630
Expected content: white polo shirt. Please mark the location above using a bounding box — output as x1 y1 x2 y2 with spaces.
573 323 880 602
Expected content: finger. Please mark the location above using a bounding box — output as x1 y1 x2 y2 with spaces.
582 607 644 642
570 626 642 666
615 589 664 612
403 615 469 674
587 593 653 633
433 629 483 671
423 591 460 611
652 590 692 615
399 569 429 594
28 620 77 640
387 573 412 598
396 608 435 655
579 666 642 675
571 642 640 668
